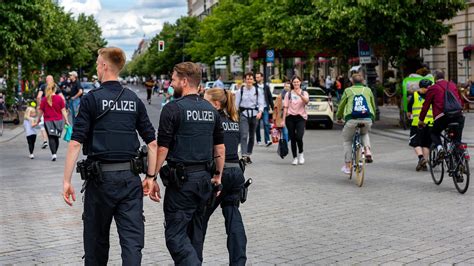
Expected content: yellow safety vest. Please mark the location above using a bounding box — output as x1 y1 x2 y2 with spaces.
411 91 433 126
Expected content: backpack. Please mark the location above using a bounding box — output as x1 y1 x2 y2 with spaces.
349 87 371 119
443 82 462 116
239 86 259 109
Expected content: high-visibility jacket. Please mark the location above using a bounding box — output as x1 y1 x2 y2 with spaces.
411 91 433 126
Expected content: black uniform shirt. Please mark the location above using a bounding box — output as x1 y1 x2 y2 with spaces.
71 81 156 145
157 94 224 148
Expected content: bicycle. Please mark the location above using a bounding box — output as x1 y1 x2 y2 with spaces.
349 123 366 187
428 122 470 194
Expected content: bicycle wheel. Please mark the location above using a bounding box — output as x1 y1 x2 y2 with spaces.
453 157 470 194
355 146 365 187
429 144 444 185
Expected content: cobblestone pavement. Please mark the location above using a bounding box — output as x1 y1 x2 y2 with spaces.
0 86 473 265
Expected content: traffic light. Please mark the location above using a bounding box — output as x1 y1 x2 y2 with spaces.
158 40 165 52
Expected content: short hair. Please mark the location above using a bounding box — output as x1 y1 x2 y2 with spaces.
244 72 254 79
351 73 363 84
173 62 201 87
255 71 263 77
98 47 126 72
434 69 445 80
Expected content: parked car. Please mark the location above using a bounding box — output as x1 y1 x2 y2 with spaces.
305 87 334 129
269 83 285 101
80 82 94 95
204 81 215 90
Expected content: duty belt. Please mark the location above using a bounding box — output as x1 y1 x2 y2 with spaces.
167 163 208 173
224 162 240 169
100 162 132 172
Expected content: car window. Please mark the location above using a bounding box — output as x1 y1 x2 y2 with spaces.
272 86 284 95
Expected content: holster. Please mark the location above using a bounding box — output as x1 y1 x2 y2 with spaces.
160 163 187 189
131 145 148 175
240 178 252 204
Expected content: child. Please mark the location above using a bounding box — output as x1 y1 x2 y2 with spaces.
24 106 38 159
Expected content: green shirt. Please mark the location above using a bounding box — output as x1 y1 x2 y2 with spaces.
336 84 376 121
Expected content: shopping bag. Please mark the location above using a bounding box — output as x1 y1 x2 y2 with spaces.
271 126 280 144
277 134 288 159
63 124 72 142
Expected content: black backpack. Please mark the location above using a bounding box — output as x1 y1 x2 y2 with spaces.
443 82 462 116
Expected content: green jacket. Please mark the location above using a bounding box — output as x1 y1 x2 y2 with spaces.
336 84 376 121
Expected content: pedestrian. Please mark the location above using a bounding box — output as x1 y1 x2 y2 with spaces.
62 47 159 265
213 74 225 89
325 75 334 95
23 105 38 159
235 72 265 164
335 75 343 101
203 88 247 265
408 79 433 171
150 62 225 264
336 73 376 175
35 76 51 149
67 71 83 123
34 78 69 161
282 75 309 165
91 75 100 88
145 77 154 104
273 81 290 142
255 71 274 147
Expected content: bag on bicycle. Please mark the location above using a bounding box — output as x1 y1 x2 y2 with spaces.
349 87 371 119
443 82 462 117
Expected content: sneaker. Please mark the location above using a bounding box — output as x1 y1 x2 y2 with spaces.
292 158 298 165
257 142 263 146
29 154 34 159
416 158 427 171
51 154 57 161
436 145 445 160
265 142 272 147
243 156 252 165
298 153 305 165
341 165 351 175
422 165 428 171
42 141 48 149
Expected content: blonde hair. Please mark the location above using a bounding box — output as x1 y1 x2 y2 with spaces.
98 47 126 72
205 88 239 122
45 80 56 106
24 106 36 121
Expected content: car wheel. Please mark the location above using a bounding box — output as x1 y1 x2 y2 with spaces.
325 121 333 129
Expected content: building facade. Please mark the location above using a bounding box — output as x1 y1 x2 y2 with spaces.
422 2 474 84
188 0 219 19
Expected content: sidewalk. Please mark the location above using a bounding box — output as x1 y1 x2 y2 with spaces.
0 124 24 144
373 105 474 145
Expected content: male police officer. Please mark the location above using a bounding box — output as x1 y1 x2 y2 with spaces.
63 47 158 265
143 62 225 264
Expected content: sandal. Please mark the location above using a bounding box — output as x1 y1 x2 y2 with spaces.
365 154 373 163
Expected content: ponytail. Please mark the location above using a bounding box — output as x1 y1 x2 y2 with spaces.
205 88 239 122
45 81 56 106
225 89 239 122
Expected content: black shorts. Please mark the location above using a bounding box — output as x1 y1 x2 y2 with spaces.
409 126 432 148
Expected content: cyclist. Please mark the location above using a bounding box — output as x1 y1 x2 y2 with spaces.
407 79 433 171
336 73 376 175
418 70 465 159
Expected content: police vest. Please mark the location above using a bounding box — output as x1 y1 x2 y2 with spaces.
220 111 240 163
411 91 433 127
87 87 140 161
167 95 216 164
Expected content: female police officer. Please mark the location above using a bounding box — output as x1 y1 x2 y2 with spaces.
62 47 158 266
202 88 247 265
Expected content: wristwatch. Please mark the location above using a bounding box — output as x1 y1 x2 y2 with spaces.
214 170 221 176
146 173 157 181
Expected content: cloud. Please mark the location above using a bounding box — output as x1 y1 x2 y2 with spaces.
60 0 187 60
59 0 101 16
138 0 186 9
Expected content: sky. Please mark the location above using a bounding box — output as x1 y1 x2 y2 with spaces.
59 0 188 60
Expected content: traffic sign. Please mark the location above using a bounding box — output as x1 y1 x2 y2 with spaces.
266 49 275 63
358 39 371 64
158 40 165 52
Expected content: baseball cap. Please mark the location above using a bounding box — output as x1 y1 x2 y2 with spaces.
69 71 78 77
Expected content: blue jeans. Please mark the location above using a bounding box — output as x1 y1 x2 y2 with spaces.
282 126 289 142
69 98 81 123
256 107 270 144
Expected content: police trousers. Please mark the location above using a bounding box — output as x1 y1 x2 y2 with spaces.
83 170 144 266
164 170 212 265
202 167 247 266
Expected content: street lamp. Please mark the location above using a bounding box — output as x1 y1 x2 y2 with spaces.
176 33 185 62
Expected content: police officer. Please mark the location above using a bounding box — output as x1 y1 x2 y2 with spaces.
202 88 248 265
144 62 225 264
62 47 159 266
